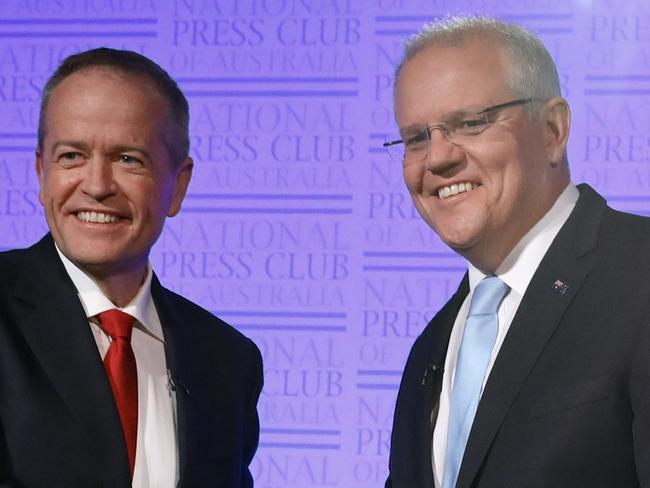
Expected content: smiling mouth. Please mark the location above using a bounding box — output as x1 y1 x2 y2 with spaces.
437 182 477 199
77 211 119 224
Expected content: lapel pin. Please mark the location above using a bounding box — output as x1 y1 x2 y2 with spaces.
553 279 569 295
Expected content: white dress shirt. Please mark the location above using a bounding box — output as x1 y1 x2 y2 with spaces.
56 247 179 488
431 183 580 487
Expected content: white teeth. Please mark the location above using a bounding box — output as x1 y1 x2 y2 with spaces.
77 211 118 224
438 182 475 199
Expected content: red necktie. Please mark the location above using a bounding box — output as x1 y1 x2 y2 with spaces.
97 309 138 478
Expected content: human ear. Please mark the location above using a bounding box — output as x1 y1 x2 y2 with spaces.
541 97 571 167
167 157 193 217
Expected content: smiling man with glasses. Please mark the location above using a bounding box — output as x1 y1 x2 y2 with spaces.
385 15 650 488
384 97 535 162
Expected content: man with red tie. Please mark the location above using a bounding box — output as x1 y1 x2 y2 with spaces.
0 48 262 487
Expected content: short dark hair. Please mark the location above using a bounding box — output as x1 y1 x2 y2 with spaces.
38 47 190 166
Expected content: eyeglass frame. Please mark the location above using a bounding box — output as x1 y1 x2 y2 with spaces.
383 97 538 161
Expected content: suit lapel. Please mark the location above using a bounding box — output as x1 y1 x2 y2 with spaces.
409 276 469 487
151 280 192 483
457 185 605 488
152 276 226 486
12 235 131 485
425 275 469 428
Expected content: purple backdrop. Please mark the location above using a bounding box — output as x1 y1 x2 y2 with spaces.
0 0 647 486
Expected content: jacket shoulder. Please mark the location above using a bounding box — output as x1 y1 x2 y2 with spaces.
0 245 36 291
155 284 260 356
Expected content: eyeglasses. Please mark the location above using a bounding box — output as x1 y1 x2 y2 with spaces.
383 98 535 162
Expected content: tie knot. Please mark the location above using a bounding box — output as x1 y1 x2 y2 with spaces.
97 309 134 340
468 276 510 316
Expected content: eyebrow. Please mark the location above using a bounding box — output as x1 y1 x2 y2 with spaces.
48 140 89 156
49 141 151 160
399 107 484 134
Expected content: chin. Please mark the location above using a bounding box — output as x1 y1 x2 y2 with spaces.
438 230 485 257
435 225 475 247
445 240 473 253
61 243 120 267
434 214 486 246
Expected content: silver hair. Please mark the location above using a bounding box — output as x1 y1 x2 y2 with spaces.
395 15 561 103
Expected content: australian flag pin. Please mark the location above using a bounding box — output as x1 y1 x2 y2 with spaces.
553 279 569 295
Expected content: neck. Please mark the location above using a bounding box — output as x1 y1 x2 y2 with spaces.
462 247 508 277
84 263 147 307
464 180 571 275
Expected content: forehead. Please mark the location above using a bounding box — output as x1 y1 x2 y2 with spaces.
46 67 166 118
43 67 169 140
395 37 512 126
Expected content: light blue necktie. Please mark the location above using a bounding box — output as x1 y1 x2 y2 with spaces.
442 276 510 488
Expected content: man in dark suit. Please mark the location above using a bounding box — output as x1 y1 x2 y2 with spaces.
0 48 262 487
384 16 650 488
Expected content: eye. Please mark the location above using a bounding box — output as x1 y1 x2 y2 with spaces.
118 154 143 165
404 130 429 149
457 117 489 134
56 152 85 167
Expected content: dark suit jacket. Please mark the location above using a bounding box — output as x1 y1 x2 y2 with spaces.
386 184 650 488
0 234 263 487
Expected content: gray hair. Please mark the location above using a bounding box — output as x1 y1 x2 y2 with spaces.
395 15 561 103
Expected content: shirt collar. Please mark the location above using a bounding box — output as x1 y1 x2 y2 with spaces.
54 244 163 341
468 183 579 296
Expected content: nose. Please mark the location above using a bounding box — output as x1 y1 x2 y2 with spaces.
80 157 116 200
424 127 465 175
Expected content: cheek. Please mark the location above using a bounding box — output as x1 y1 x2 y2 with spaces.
138 189 172 222
497 160 529 197
483 173 528 226
37 182 47 206
472 148 521 198
40 175 68 205
119 174 158 201
403 164 423 193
